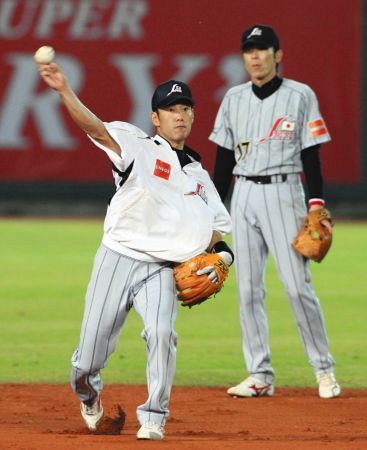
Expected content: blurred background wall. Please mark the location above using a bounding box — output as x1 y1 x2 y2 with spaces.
0 0 365 217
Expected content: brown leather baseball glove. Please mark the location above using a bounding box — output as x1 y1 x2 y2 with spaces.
292 208 333 262
173 253 229 307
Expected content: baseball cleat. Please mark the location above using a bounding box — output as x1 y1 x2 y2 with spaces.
80 398 104 431
227 376 274 397
316 372 341 398
137 421 165 440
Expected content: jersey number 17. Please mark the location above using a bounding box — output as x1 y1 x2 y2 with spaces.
236 141 251 162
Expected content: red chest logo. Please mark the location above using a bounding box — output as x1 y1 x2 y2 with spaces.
153 159 171 180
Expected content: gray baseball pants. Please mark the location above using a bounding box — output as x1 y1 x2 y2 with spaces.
231 175 335 384
70 243 178 427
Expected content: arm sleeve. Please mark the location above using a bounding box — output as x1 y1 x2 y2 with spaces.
301 86 331 148
301 144 324 200
209 94 235 149
88 121 145 171
213 145 236 201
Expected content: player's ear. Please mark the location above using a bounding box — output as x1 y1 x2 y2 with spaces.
151 111 160 127
275 49 283 64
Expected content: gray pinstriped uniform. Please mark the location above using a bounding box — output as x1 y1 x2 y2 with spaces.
209 78 335 382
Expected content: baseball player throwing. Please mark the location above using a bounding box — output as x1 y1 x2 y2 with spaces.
37 63 232 439
209 24 341 399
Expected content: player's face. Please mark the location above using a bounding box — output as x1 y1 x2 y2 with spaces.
242 47 283 86
151 104 194 149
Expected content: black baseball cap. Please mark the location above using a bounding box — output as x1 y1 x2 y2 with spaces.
151 79 195 111
241 24 280 52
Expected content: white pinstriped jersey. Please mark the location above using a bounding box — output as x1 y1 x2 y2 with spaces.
89 122 231 263
209 78 331 176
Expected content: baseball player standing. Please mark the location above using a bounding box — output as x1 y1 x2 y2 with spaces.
37 63 232 439
209 24 341 399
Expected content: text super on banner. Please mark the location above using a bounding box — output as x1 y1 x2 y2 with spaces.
0 0 362 183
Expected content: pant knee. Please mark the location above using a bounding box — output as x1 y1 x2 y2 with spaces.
142 326 177 347
71 348 104 376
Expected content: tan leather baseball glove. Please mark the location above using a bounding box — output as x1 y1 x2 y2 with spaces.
173 253 229 307
292 208 333 262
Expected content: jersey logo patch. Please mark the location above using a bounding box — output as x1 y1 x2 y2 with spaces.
308 119 328 138
259 116 296 143
185 183 208 204
153 159 171 180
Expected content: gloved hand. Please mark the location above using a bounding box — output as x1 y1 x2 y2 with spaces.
292 207 333 262
174 252 230 307
196 251 233 282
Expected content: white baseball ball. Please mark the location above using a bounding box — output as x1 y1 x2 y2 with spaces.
33 46 55 64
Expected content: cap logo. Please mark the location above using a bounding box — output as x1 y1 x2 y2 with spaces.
248 27 263 38
167 83 183 96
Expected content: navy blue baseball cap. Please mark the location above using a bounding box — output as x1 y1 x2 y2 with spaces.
151 80 195 111
241 24 280 51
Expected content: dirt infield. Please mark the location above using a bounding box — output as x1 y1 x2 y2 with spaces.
1 384 366 449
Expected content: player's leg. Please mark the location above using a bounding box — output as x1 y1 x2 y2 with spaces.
133 264 178 435
259 179 335 375
231 178 275 386
70 244 133 408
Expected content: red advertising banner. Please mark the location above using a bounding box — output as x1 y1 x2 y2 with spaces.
0 0 362 183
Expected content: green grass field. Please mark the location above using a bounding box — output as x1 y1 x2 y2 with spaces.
0 218 365 389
